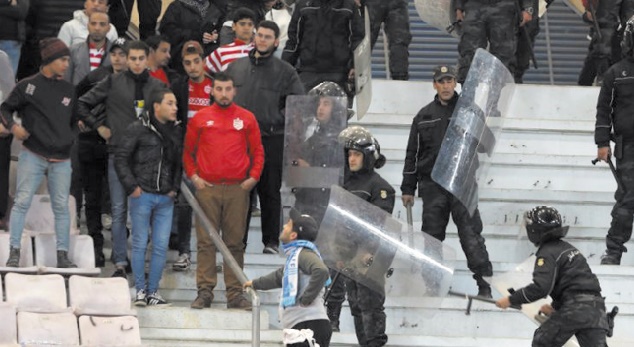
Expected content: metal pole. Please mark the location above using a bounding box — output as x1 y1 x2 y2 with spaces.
543 12 555 85
180 182 261 347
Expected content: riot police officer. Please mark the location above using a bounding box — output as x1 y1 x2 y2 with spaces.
454 0 535 83
400 65 493 297
496 206 608 347
595 15 634 265
360 0 412 80
293 81 349 224
326 126 395 346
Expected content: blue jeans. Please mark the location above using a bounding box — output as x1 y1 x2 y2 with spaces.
10 150 71 250
108 155 128 266
0 40 21 77
129 192 173 293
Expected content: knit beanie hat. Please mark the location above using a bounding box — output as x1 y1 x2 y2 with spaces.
40 38 70 66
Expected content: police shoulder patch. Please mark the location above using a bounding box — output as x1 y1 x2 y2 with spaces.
380 190 387 199
537 258 545 267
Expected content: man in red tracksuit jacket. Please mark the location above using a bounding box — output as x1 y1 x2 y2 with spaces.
183 71 264 310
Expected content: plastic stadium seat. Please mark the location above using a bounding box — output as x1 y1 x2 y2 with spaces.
23 194 79 237
5 273 69 313
69 275 135 316
17 311 79 346
0 234 38 274
35 234 101 276
78 315 142 346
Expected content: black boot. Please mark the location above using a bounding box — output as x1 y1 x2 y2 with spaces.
6 247 20 267
601 252 621 265
327 301 342 332
57 250 77 268
94 248 105 267
474 274 492 298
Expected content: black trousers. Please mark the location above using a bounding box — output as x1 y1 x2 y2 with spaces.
420 178 492 278
0 134 12 220
78 133 108 250
287 319 333 347
532 299 608 347
246 135 283 247
138 0 162 40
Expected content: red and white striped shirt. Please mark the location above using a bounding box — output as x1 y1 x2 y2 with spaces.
88 43 104 71
204 39 254 74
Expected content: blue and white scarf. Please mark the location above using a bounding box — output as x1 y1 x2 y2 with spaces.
281 240 331 308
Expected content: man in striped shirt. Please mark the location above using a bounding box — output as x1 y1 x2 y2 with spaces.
204 8 256 75
65 11 113 85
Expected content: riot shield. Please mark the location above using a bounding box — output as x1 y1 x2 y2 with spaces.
354 10 372 120
562 0 584 15
431 49 515 216
316 185 456 297
414 0 459 37
0 50 14 103
491 256 580 347
282 95 348 222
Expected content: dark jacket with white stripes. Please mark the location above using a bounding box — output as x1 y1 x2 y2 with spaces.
508 239 602 310
400 92 458 196
282 0 364 73
595 56 634 147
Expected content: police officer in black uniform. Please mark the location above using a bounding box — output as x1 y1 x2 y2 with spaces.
401 65 493 297
360 0 412 80
496 206 609 347
293 81 349 224
454 0 535 83
595 15 634 265
326 126 395 346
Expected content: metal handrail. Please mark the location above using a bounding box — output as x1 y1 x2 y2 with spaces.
179 182 261 347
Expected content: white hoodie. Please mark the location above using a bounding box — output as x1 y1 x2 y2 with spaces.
265 8 292 59
58 10 118 47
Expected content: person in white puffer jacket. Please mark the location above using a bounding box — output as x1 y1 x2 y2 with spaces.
265 0 292 59
58 0 118 47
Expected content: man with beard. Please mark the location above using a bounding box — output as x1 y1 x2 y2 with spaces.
77 40 165 279
184 72 264 310
58 0 118 47
226 20 304 255
65 11 113 85
170 40 214 271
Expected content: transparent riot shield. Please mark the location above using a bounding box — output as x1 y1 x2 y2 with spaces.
431 49 515 216
414 0 459 37
491 256 580 347
354 11 372 119
316 185 456 297
0 50 14 103
562 0 584 15
282 95 348 223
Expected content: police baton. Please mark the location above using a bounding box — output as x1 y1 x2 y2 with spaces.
592 155 625 193
448 289 521 315
405 201 414 247
323 271 341 304
588 1 603 41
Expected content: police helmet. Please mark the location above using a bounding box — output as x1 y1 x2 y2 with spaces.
308 81 347 98
339 126 386 170
524 206 569 246
622 15 634 57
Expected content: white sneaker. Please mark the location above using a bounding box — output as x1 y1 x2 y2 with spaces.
147 291 171 307
101 213 112 230
173 253 191 271
134 289 147 307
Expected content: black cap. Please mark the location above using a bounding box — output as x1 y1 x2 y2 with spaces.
109 37 128 53
289 208 318 241
432 65 456 82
